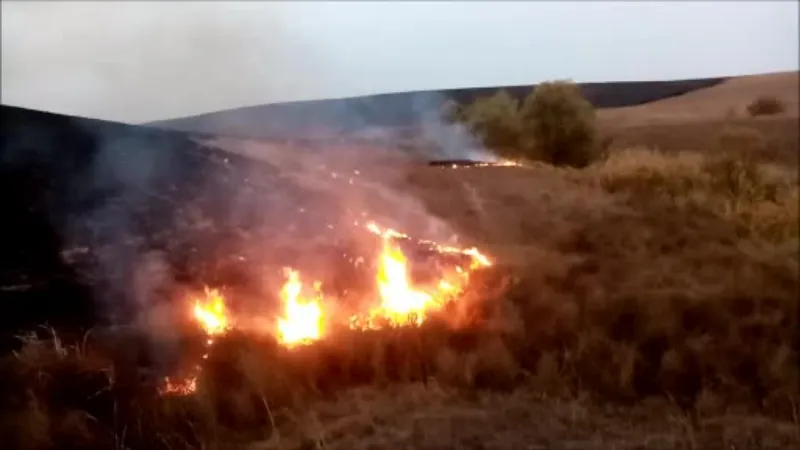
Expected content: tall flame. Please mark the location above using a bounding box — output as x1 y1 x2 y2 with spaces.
369 238 435 326
193 288 229 336
277 268 324 346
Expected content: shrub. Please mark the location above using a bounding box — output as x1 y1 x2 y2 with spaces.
520 81 601 168
456 90 523 154
746 95 785 117
706 126 769 200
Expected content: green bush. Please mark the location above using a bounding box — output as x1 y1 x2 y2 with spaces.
453 81 602 167
455 90 523 155
520 81 601 168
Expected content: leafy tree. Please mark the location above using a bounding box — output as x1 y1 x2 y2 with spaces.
520 80 600 168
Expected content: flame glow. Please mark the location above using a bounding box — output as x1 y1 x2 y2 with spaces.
193 288 230 336
160 220 493 396
371 238 434 325
277 268 324 346
159 375 197 396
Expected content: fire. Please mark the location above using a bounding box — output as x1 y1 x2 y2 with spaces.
277 268 324 346
371 238 435 326
159 375 197 396
192 288 230 336
160 288 230 396
160 220 493 396
349 221 493 329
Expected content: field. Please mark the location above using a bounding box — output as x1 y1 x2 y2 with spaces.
1 72 798 449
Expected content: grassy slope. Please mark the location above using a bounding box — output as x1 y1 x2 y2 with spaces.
2 74 799 448
599 72 800 165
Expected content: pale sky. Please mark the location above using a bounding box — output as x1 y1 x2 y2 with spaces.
1 1 798 123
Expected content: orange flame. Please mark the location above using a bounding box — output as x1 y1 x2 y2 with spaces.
371 238 435 326
193 287 230 336
162 220 494 396
277 268 324 346
349 221 493 329
159 375 197 396
160 288 230 396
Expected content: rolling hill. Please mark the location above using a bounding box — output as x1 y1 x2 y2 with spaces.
1 70 798 448
148 77 725 140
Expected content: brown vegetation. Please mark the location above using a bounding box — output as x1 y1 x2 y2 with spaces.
3 74 799 449
747 96 787 117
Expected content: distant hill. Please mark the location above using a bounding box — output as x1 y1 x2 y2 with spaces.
148 78 725 140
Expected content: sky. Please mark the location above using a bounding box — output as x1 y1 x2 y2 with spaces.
1 1 798 123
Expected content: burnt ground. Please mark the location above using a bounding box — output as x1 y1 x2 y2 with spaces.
0 105 352 346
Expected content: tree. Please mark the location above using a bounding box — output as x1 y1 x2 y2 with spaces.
520 81 600 168
458 90 523 155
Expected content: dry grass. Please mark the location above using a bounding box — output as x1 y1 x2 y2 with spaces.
3 138 798 448
601 117 799 166
596 72 800 166
3 74 800 448
597 72 799 126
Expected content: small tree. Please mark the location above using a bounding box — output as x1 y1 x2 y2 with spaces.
520 81 600 168
458 90 523 154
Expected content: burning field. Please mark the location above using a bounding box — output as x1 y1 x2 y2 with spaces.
157 219 494 397
2 105 798 449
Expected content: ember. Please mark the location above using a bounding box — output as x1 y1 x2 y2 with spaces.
427 159 523 169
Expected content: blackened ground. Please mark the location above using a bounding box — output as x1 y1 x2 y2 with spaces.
0 105 345 348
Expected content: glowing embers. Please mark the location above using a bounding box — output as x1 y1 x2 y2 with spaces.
427 159 523 169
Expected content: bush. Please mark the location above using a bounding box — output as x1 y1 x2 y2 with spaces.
746 95 785 117
454 81 602 167
455 90 523 154
520 81 601 168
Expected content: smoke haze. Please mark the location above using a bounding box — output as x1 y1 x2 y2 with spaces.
2 1 797 122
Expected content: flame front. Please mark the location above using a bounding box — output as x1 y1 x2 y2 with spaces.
350 222 493 329
277 268 324 346
193 288 229 336
372 238 435 326
162 221 493 396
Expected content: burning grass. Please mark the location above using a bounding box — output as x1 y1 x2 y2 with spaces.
2 143 799 448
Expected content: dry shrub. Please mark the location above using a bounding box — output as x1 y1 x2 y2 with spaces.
590 141 798 245
454 81 603 167
521 80 602 168
746 95 786 117
2 130 798 447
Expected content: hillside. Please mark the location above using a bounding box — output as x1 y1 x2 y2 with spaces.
1 73 798 448
0 105 349 340
148 77 724 140
598 72 800 164
598 71 799 126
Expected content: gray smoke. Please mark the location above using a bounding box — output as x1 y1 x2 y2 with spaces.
3 2 501 345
